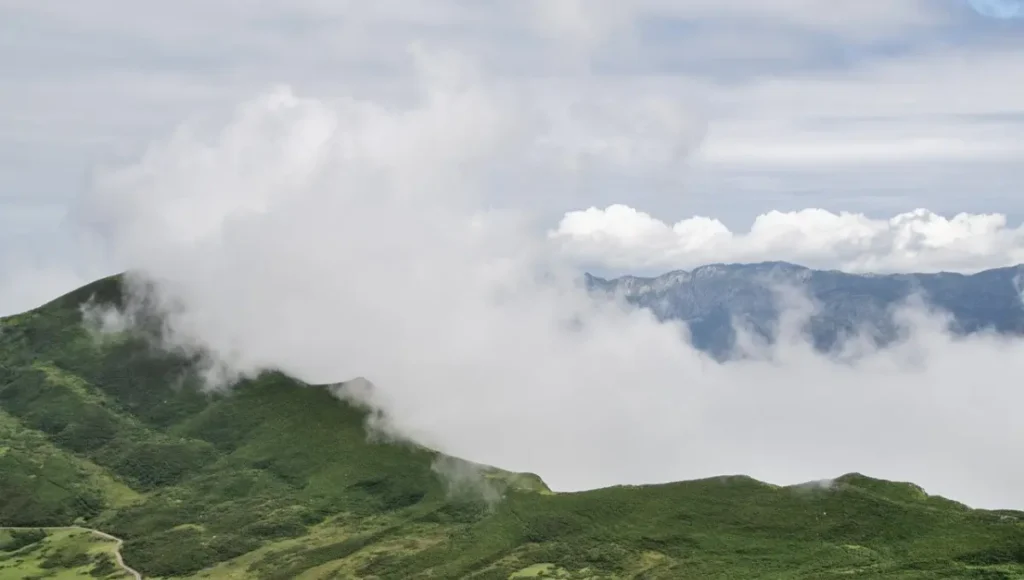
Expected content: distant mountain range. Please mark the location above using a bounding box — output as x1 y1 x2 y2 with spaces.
586 262 1024 357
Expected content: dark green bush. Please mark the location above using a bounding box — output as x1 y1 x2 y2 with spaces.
1 529 46 552
111 439 217 489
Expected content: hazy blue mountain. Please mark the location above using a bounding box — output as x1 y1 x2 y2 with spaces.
586 262 1024 357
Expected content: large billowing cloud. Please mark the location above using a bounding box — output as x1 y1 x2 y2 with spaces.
75 51 1024 511
4 0 1024 319
552 205 1024 274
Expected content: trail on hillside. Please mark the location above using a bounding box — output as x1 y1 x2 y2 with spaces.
0 525 142 579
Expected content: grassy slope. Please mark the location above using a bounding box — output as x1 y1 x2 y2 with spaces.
0 528 131 579
1 275 1024 578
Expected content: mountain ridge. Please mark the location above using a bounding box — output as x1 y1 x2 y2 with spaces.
586 261 1024 357
4 273 1024 578
586 260 1024 288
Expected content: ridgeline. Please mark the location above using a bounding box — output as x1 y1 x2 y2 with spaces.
2 275 1024 579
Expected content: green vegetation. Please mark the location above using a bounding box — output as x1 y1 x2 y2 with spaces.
0 527 131 579
1 274 1024 578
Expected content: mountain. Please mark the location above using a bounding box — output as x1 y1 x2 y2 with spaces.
3 275 1024 578
587 261 1024 357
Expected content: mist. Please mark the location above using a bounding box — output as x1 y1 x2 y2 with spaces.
70 50 1024 512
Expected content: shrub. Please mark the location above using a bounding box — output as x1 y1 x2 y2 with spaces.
1 529 46 552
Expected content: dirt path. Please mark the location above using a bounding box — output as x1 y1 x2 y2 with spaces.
0 525 142 579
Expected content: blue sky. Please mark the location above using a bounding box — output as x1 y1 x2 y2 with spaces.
2 1 1024 311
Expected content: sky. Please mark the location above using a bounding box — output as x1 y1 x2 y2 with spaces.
7 1 1024 509
3 0 1024 313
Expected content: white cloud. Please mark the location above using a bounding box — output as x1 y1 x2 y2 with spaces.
4 0 1024 513
2 0 1023 225
695 47 1024 169
552 204 1024 274
77 56 1024 511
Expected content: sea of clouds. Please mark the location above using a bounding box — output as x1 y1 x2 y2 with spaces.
61 49 1024 511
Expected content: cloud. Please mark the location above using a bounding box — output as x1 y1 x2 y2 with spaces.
3 0 1024 512
73 50 1024 512
694 46 1024 169
968 0 1024 20
3 0 1024 245
429 455 505 507
552 204 1024 274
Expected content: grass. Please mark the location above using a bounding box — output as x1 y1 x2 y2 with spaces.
2 274 1024 578
0 528 131 579
0 409 139 526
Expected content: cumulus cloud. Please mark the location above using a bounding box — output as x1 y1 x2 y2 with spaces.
67 47 1024 512
4 0 1024 275
552 205 1024 274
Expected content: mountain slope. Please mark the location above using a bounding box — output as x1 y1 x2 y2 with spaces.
587 261 1024 356
2 275 1024 578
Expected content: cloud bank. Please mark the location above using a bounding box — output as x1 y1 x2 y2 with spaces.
5 0 1024 319
553 205 1024 274
72 50 1024 512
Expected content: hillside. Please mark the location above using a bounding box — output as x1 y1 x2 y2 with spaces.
587 262 1024 357
3 275 1024 578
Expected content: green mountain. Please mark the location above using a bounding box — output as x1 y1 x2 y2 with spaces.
2 275 1024 579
